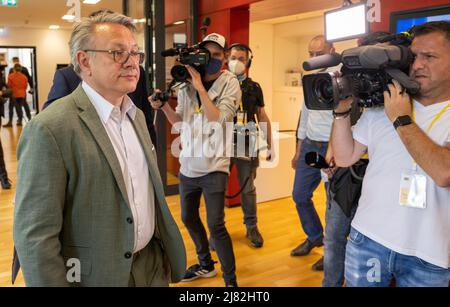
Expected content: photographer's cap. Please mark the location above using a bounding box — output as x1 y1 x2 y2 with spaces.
200 33 227 50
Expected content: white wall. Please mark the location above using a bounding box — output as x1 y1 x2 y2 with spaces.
0 27 72 109
249 23 274 117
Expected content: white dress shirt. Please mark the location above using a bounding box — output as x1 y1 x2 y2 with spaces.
82 82 155 253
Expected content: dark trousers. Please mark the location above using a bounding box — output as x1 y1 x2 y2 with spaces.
292 138 329 243
230 158 258 228
179 172 236 283
14 98 31 121
7 98 23 122
0 118 7 177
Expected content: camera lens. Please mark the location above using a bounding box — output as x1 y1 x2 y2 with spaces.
171 65 190 83
313 77 334 106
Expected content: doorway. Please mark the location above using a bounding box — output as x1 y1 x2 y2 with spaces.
0 46 38 125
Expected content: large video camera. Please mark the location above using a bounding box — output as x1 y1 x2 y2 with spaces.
161 35 210 83
302 34 420 110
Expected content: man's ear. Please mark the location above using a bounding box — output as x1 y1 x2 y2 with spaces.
77 50 92 76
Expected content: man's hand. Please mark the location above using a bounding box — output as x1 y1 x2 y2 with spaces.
185 65 204 93
334 97 353 113
148 89 164 109
322 156 337 179
384 79 412 123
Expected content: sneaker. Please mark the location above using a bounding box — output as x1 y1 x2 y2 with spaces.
16 121 22 126
225 279 238 287
3 121 12 127
312 256 324 271
182 263 217 282
291 239 324 256
246 226 264 248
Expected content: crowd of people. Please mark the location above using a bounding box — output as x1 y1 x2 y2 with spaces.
6 10 449 287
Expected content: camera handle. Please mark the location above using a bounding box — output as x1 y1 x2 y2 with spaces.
152 79 183 126
385 68 420 95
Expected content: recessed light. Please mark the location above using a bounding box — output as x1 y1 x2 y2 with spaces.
83 0 101 4
49 25 60 30
62 15 76 21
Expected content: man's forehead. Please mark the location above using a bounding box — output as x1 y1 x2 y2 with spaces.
411 32 449 52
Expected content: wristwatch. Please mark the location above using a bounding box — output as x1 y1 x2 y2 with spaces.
393 115 412 130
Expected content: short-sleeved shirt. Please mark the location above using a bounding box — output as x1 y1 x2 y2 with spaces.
352 100 450 268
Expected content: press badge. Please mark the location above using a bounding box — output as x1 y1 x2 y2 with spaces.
236 110 246 126
399 169 427 209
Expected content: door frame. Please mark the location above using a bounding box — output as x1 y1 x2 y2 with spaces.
0 45 39 113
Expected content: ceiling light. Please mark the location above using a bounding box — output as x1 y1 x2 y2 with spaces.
62 15 76 21
49 25 60 30
83 0 101 4
173 20 185 25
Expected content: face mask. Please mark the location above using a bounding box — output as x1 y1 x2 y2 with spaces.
228 59 246 76
205 58 223 75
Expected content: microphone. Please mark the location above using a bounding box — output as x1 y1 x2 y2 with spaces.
303 53 342 71
161 48 179 57
305 152 330 169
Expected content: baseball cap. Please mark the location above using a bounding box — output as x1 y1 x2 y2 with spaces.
200 33 227 50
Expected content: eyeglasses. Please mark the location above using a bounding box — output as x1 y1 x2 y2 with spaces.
84 49 145 65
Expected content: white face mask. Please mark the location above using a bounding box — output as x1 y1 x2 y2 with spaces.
228 59 246 76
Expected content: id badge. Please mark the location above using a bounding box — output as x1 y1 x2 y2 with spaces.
236 110 246 126
399 170 427 209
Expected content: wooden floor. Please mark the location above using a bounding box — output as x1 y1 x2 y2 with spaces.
0 124 327 287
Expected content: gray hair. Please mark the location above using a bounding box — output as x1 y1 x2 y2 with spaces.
69 11 136 74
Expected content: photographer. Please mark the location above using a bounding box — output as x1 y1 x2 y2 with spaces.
149 33 241 287
227 43 273 248
291 36 335 269
331 21 450 286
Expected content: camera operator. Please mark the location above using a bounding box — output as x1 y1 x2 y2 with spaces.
227 43 274 248
291 35 335 269
149 33 241 287
331 21 450 287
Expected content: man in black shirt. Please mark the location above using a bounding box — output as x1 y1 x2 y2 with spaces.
227 43 274 248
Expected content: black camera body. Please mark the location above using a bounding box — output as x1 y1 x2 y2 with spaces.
162 44 210 83
302 37 420 110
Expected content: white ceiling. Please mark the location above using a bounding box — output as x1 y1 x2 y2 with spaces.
0 0 123 30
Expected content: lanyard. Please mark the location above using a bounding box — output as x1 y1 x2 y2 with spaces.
411 101 450 170
412 102 450 133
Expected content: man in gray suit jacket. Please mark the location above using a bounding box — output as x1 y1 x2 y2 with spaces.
13 11 186 287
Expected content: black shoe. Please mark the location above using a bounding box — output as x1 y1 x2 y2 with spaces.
312 256 324 271
225 279 238 287
246 226 264 248
182 263 217 282
291 239 323 256
3 121 12 127
0 175 12 189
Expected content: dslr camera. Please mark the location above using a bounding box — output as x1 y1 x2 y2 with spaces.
161 34 210 83
302 33 420 110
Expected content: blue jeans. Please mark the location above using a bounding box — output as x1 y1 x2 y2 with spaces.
323 187 357 287
345 227 450 287
292 138 328 243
